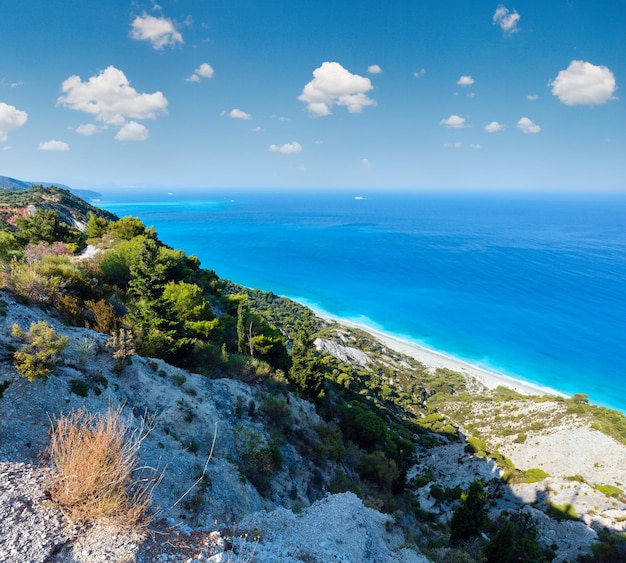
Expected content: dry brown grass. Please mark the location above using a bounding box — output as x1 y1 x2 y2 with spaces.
45 406 157 529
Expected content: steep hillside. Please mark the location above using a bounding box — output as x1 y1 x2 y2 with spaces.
1 192 626 562
0 185 115 230
0 175 102 201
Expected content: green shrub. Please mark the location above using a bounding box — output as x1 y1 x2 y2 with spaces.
523 468 551 483
0 380 12 399
12 321 69 381
546 502 578 521
596 484 624 498
465 436 487 455
70 379 89 397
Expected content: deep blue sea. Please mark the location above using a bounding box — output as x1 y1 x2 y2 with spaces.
97 190 626 413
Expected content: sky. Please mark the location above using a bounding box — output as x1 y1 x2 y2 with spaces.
0 0 624 192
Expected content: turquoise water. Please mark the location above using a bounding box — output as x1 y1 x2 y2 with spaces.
97 190 626 412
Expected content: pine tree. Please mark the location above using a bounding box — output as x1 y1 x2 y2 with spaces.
289 315 325 399
449 480 488 545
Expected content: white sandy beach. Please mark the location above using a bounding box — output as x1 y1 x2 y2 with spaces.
315 312 566 399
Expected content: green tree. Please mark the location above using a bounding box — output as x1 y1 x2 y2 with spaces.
486 513 547 562
163 281 212 322
0 230 19 262
485 520 515 562
237 301 251 355
449 480 488 545
289 315 325 398
106 216 149 241
86 212 110 239
15 209 82 247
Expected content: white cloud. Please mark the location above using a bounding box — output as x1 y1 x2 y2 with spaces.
550 60 617 106
0 102 28 141
457 75 475 86
229 109 251 120
517 117 541 133
440 114 467 128
484 121 505 133
413 68 426 78
493 5 520 36
251 126 262 132
367 64 383 74
444 142 463 149
269 141 302 154
2 146 11 151
130 13 183 50
299 62 375 116
115 121 149 141
76 123 99 136
186 63 214 82
469 144 482 149
361 158 370 167
57 66 167 140
527 94 539 101
38 140 69 151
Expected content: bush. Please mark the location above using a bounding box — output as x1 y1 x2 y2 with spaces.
596 484 624 498
45 407 154 527
546 502 578 521
12 321 69 381
523 468 551 483
69 379 89 397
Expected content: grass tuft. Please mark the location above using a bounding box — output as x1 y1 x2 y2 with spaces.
44 406 157 529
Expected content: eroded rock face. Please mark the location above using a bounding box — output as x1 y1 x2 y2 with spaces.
237 492 429 563
315 338 371 367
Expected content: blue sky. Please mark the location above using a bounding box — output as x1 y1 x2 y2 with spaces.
0 1 623 192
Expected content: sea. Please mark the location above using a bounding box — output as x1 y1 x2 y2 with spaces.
96 190 626 413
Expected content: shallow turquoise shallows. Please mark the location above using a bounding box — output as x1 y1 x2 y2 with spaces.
98 190 626 412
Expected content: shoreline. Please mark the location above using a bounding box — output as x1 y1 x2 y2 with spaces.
311 309 567 399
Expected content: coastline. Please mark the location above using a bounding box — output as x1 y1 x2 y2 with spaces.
311 309 567 399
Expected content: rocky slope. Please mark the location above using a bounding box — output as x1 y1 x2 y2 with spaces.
0 292 427 562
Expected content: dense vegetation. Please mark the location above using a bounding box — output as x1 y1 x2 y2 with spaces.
1 185 624 561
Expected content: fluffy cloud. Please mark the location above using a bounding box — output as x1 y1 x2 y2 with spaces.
469 144 482 149
299 62 375 116
58 66 167 140
0 102 27 141
114 121 149 141
76 123 99 136
229 109 251 120
38 140 69 151
517 117 540 133
527 94 539 101
367 64 383 74
440 115 467 128
457 75 475 86
550 60 616 106
413 68 426 78
269 141 302 154
130 14 183 50
186 63 214 82
493 5 520 36
484 121 505 133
